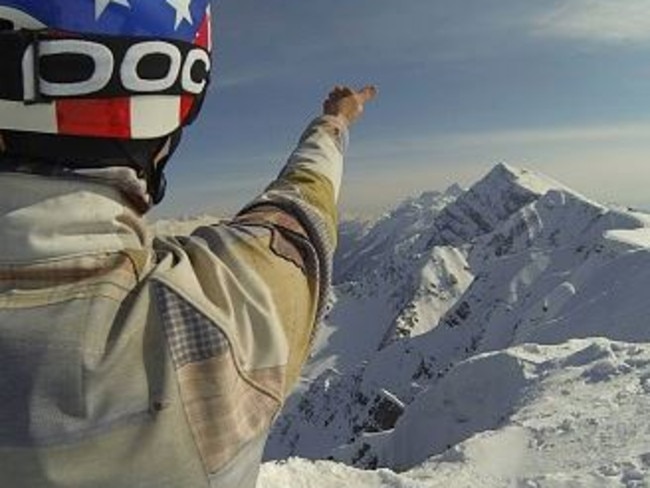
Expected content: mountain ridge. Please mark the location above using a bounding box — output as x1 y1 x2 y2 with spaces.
263 163 650 485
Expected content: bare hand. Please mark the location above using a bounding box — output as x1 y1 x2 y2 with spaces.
323 85 378 126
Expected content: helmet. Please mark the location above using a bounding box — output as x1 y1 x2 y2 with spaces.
0 0 212 139
0 0 213 204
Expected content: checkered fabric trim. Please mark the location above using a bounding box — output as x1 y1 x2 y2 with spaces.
154 283 229 370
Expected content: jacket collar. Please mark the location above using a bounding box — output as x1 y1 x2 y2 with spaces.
0 172 150 264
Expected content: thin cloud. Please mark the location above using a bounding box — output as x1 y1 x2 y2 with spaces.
217 69 274 89
442 123 650 146
534 0 650 44
352 123 650 163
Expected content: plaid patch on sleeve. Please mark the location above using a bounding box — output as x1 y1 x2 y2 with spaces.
152 282 283 478
154 284 229 370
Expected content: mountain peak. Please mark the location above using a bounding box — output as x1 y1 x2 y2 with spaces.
481 162 568 196
420 163 570 248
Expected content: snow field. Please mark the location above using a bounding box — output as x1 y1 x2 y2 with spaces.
260 338 650 487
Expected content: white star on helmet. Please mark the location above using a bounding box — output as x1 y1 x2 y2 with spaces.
166 0 193 30
95 0 130 20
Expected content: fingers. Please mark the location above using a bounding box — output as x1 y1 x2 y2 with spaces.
327 85 377 103
323 83 378 125
358 85 378 103
328 86 353 100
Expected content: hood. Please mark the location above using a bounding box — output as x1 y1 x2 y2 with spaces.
0 171 151 264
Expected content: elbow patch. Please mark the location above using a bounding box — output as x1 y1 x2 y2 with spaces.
233 205 312 274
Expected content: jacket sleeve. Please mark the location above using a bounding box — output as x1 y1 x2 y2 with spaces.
214 115 348 393
238 114 347 304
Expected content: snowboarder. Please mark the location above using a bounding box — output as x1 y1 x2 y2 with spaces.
0 1 376 486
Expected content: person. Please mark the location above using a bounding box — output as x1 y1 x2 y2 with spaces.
0 2 376 487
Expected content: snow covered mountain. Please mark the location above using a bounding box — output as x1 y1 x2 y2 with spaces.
259 163 650 486
154 163 650 486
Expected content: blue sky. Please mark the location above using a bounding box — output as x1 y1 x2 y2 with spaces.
154 0 650 219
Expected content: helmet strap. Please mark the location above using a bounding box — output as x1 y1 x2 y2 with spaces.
0 130 182 205
148 129 183 205
108 129 182 205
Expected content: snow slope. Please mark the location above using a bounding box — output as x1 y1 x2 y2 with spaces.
261 339 650 487
259 164 650 487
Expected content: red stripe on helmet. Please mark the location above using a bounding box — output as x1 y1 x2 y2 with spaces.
195 8 211 51
180 94 195 124
56 98 131 138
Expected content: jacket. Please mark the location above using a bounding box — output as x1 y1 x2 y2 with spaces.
0 115 348 487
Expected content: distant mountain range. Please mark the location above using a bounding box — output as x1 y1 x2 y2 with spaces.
155 164 650 486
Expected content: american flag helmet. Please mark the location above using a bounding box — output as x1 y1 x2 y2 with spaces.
0 0 212 140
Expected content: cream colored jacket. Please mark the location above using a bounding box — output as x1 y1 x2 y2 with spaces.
0 115 347 487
